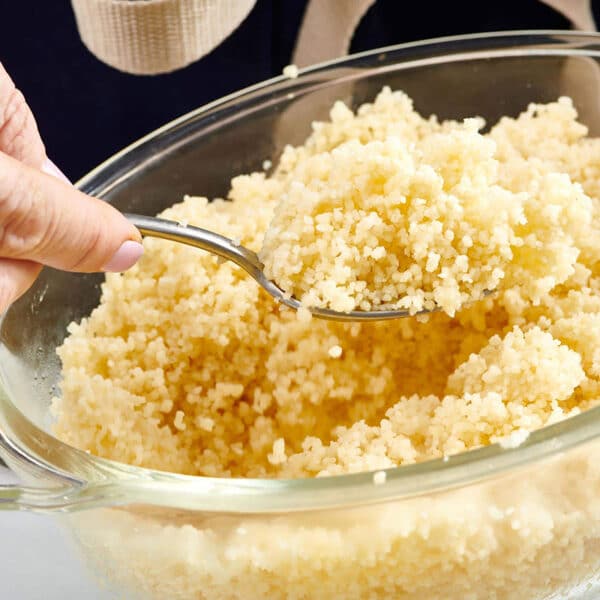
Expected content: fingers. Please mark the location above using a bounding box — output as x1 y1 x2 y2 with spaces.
0 62 46 168
0 257 41 313
0 64 141 314
0 151 143 273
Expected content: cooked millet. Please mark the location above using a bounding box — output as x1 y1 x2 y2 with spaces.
53 88 600 599
260 96 591 316
53 89 600 478
328 344 343 358
282 64 299 79
372 470 386 485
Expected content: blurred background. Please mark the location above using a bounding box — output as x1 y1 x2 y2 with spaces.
0 0 590 180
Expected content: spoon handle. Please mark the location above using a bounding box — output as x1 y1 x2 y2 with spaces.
125 213 264 276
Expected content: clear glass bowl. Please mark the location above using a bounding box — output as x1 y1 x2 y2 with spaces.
2 31 600 599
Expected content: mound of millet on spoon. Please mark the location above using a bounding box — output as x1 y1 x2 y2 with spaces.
259 92 590 316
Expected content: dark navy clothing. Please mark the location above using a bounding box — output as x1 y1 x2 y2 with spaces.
0 0 580 179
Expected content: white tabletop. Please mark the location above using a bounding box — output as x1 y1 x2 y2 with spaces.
0 512 111 599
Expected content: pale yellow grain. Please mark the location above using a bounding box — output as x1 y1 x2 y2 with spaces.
52 89 600 600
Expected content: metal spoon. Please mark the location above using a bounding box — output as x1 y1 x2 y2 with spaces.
127 214 437 322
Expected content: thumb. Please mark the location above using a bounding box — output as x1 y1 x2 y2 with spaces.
0 151 143 272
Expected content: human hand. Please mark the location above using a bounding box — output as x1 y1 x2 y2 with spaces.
0 62 143 312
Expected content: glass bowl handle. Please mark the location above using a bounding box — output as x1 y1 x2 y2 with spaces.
0 464 46 511
0 449 95 513
0 464 79 512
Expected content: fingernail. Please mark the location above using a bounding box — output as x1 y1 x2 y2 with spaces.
42 158 71 184
103 240 144 272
